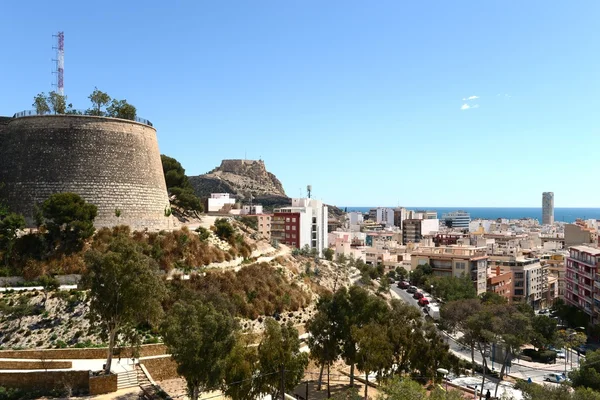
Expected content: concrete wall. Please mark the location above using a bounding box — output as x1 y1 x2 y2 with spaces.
0 115 172 231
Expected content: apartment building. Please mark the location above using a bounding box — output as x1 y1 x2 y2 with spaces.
393 207 407 229
489 256 545 307
442 210 471 230
376 208 395 226
272 198 328 255
543 253 567 298
411 245 488 295
487 267 513 303
565 245 600 322
256 214 272 239
403 219 439 244
565 221 598 248
241 204 263 215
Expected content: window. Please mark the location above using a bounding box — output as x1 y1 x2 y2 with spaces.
292 226 296 231
292 234 296 238
515 289 524 295
292 218 296 222
286 218 290 222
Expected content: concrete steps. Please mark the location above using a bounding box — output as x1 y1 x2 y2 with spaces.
117 369 138 390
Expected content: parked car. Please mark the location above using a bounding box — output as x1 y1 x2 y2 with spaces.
418 297 430 307
407 285 418 293
413 292 424 300
544 373 566 383
556 351 566 359
398 281 410 289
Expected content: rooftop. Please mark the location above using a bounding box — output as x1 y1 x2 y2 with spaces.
570 245 600 255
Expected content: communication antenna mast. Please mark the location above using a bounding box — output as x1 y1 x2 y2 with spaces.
307 185 312 199
51 32 64 95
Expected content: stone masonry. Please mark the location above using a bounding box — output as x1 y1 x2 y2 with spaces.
0 115 172 231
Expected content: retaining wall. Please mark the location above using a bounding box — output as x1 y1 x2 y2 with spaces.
0 370 89 391
0 343 167 360
141 356 179 381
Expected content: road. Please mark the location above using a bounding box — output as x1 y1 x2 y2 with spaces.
389 283 574 384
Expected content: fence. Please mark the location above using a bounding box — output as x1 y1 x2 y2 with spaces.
12 110 153 127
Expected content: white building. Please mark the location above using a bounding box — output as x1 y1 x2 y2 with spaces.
272 198 329 256
207 193 236 213
442 210 471 230
241 204 263 215
376 208 395 226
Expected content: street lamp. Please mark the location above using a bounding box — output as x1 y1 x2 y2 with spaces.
437 368 449 390
431 284 434 298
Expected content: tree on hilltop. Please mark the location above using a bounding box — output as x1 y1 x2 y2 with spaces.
106 98 136 120
0 212 26 267
87 87 111 116
83 237 166 375
32 93 50 115
161 155 204 216
48 91 67 114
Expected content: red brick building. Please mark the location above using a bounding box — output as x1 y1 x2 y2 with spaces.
271 212 301 249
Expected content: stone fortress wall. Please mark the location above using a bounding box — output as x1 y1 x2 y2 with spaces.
0 115 172 231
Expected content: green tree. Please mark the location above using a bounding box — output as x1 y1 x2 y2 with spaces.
429 275 477 302
41 193 97 254
87 87 111 116
255 319 309 399
83 237 166 375
223 335 258 400
571 349 600 391
354 321 394 399
307 294 342 395
32 93 50 115
378 377 427 400
386 300 423 374
162 300 237 400
395 266 408 281
47 91 67 114
323 247 334 261
106 99 136 120
214 218 235 242
440 298 482 372
0 213 26 266
160 155 204 215
531 315 559 350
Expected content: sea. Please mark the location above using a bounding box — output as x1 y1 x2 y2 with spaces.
341 207 600 224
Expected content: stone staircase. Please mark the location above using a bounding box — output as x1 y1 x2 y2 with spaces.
117 369 139 390
136 363 153 392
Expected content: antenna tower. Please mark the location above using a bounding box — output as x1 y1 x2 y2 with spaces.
51 32 64 95
307 185 312 199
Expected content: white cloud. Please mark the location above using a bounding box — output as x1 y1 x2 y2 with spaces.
472 104 480 108
467 95 479 100
461 104 471 110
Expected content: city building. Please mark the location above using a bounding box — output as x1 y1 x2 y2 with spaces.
411 245 488 295
207 193 236 213
241 204 263 215
376 208 395 226
487 267 513 303
271 198 329 255
543 253 567 298
542 192 554 225
393 207 407 229
489 255 545 307
565 220 598 248
402 219 439 244
431 232 466 246
256 214 272 239
565 245 600 322
442 210 471 230
348 211 364 226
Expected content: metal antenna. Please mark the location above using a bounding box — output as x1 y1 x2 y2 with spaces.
51 32 64 95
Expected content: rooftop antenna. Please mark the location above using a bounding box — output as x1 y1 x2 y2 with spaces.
307 185 312 199
51 32 64 95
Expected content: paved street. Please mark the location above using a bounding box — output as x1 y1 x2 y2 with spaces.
389 284 575 384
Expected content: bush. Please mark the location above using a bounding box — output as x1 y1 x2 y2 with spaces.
522 348 556 364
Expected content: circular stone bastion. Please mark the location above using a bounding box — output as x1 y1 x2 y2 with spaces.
0 115 172 231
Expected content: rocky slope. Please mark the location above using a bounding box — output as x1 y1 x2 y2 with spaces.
188 160 290 208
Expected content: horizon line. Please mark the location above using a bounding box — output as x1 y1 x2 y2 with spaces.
336 205 600 209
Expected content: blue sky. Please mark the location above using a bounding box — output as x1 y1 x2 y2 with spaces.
2 1 599 207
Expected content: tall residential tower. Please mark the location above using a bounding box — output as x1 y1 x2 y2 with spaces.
542 192 554 225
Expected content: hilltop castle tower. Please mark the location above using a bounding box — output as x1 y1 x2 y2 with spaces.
0 114 172 231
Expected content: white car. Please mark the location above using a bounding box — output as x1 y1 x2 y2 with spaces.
544 373 566 383
556 351 566 359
